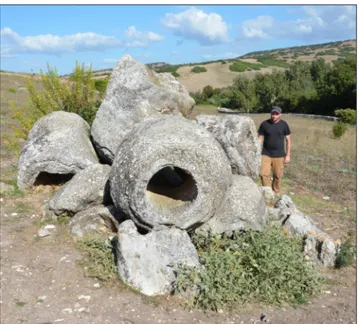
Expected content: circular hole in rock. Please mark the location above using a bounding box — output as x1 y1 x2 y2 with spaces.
34 172 74 187
146 166 198 211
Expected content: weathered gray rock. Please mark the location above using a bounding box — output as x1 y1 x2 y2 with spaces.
194 115 261 180
47 164 111 216
69 205 126 237
109 115 232 231
274 195 340 267
38 224 57 238
258 186 277 204
115 220 200 296
196 175 268 235
91 55 196 163
18 111 99 190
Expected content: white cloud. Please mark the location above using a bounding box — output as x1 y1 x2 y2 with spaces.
171 50 180 55
239 5 356 42
161 7 230 45
241 16 274 39
0 27 123 57
124 26 164 48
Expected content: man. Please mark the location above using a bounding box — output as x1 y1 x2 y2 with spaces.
258 106 291 196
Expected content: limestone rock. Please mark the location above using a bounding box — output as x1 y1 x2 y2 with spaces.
115 220 200 296
109 115 232 231
18 111 99 190
274 195 341 267
69 205 126 237
196 175 268 235
48 164 111 216
91 55 195 163
194 115 261 180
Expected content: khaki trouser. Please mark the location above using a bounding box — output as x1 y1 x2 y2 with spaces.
260 155 284 194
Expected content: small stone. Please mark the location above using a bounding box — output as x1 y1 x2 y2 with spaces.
218 309 223 313
78 295 91 302
324 290 331 294
11 213 18 216
93 283 100 288
38 224 57 237
62 308 73 314
322 196 330 200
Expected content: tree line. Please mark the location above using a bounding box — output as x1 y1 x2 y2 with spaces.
190 57 356 116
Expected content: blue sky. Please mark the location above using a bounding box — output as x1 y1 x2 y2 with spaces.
1 5 356 75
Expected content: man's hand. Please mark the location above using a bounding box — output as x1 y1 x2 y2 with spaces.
284 155 290 164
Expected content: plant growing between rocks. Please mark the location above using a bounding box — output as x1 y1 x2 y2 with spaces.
175 226 322 311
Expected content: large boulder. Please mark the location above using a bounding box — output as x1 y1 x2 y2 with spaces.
91 55 196 163
197 175 268 235
115 220 200 296
47 164 111 216
18 111 99 190
109 115 232 231
194 115 261 180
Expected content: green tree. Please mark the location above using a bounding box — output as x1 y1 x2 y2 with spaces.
229 76 258 112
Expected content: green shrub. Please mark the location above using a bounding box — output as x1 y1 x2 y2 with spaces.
76 234 117 282
175 226 322 311
332 122 348 138
94 77 109 93
10 61 103 142
191 66 207 73
8 88 16 93
172 71 180 78
334 108 356 125
335 232 356 268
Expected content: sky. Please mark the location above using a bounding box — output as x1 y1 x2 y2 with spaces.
0 4 356 75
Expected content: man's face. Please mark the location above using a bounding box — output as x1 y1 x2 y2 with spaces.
271 112 281 123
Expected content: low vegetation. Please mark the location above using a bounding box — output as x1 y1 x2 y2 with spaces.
256 56 290 68
175 226 322 311
75 234 118 283
229 60 264 72
191 66 207 73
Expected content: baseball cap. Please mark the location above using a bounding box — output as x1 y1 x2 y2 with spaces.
271 106 282 114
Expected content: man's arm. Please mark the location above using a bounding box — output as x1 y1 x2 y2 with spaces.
284 135 291 163
258 135 264 144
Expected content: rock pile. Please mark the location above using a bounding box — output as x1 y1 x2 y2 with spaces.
17 55 340 296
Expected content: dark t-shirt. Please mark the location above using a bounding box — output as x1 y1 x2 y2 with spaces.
258 119 291 157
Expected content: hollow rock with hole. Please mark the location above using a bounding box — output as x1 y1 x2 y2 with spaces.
47 164 112 216
115 220 200 296
109 115 232 231
194 115 261 180
69 205 126 237
17 111 99 190
91 54 195 163
196 175 268 235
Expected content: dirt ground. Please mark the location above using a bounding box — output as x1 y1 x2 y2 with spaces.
0 153 356 324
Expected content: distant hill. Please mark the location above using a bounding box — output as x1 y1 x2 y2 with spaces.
91 39 356 92
2 39 355 93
